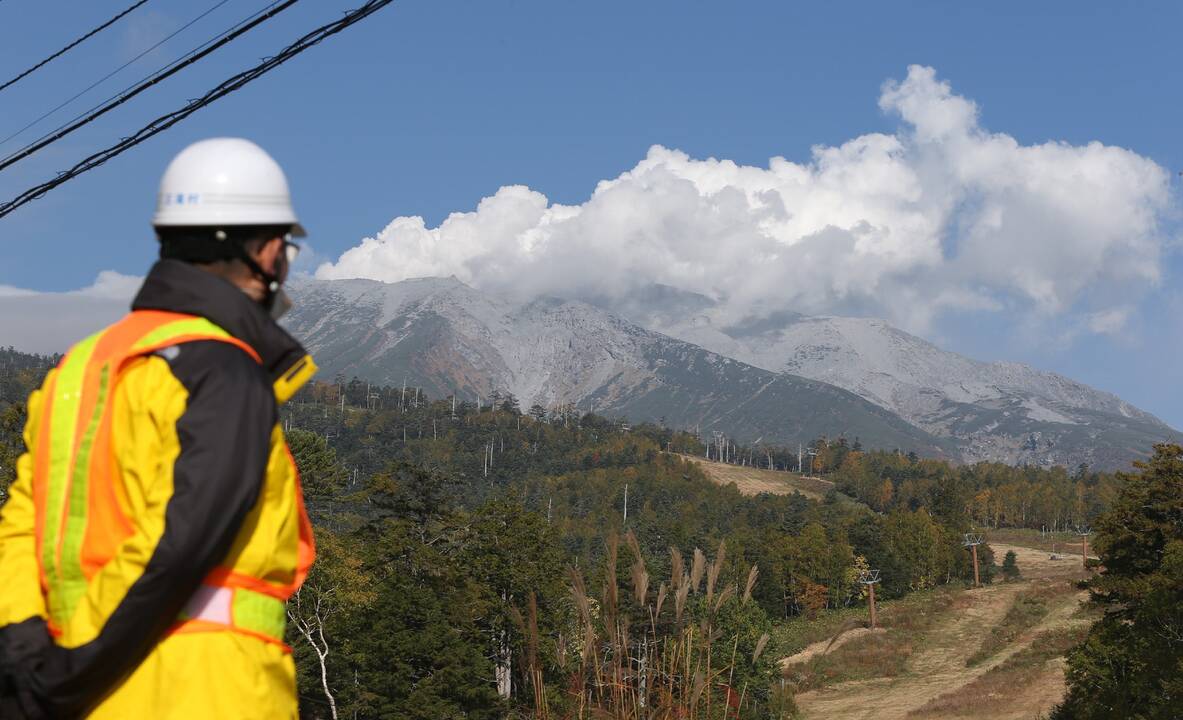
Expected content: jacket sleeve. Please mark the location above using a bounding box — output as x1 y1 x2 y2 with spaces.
33 341 277 716
0 373 52 627
0 377 54 718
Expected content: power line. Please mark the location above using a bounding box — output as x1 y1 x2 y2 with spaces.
0 0 299 173
0 0 152 95
0 0 396 221
0 0 234 155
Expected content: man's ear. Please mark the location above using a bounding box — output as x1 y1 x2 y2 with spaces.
252 235 285 274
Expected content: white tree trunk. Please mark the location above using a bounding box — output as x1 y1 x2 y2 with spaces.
496 627 512 700
290 588 339 720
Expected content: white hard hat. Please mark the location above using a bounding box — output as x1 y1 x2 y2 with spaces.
152 137 305 236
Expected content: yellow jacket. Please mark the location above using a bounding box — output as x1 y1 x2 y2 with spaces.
0 260 317 718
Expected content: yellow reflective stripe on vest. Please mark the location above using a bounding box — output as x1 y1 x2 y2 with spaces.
57 363 111 622
130 316 231 353
232 589 286 641
41 331 102 626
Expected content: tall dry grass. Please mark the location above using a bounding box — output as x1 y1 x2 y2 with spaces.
517 531 773 719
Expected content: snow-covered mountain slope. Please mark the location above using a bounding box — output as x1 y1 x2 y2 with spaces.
284 277 949 456
647 310 1179 469
284 275 1176 469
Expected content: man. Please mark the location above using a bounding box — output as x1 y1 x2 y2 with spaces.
0 138 318 718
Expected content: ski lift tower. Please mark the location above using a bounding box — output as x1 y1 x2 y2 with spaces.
1076 526 1092 570
859 569 881 628
963 532 984 588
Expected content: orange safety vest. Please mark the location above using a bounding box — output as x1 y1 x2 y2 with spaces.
31 310 313 648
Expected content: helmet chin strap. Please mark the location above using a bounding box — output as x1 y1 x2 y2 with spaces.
225 234 282 311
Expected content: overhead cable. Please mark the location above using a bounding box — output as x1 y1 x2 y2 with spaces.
0 0 152 95
0 0 235 155
1 0 295 172
0 0 396 221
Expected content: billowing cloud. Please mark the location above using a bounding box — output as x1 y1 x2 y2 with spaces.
317 65 1175 338
0 272 139 354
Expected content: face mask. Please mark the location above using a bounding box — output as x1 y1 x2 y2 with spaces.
269 287 293 320
228 229 294 319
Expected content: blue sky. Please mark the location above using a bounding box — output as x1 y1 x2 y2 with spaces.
1 1 1181 427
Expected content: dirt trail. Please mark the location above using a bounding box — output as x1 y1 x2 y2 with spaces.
989 657 1069 720
676 454 833 499
792 544 1088 720
782 627 885 668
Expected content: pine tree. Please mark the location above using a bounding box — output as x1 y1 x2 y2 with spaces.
1001 550 1020 580
1053 444 1183 719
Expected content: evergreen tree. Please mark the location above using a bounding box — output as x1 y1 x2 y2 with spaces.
287 429 347 501
1001 550 1020 580
498 392 520 414
459 497 566 701
1053 444 1183 719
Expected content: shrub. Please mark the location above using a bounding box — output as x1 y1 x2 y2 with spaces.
1001 550 1020 580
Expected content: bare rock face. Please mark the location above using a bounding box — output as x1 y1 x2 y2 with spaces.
646 309 1178 470
284 277 948 457
284 276 1178 470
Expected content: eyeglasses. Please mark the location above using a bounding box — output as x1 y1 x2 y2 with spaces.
283 234 301 264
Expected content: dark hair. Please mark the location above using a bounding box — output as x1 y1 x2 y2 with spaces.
156 225 290 263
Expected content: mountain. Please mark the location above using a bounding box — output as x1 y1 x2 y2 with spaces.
642 307 1180 469
284 277 949 456
285 276 1177 469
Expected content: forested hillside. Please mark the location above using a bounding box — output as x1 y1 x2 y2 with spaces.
0 362 1141 718
279 385 988 718
266 379 1140 717
0 347 56 504
680 433 1120 534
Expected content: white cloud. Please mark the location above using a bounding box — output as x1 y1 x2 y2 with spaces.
81 270 143 300
0 272 140 354
0 285 37 298
318 65 1175 338
1087 307 1132 335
